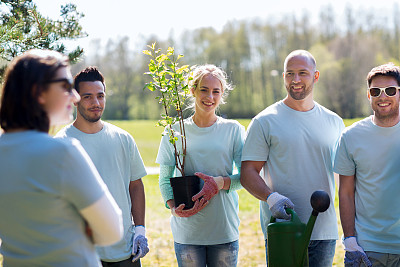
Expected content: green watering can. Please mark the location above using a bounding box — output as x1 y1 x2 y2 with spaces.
267 190 330 267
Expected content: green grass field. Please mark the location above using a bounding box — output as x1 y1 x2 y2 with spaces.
0 118 361 266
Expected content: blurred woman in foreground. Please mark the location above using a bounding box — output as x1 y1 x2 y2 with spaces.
0 49 123 266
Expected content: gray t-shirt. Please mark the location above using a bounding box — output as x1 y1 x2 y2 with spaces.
156 116 245 245
242 101 344 240
334 116 400 254
0 130 106 266
56 122 147 261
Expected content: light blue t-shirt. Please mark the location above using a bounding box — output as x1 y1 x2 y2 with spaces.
0 131 106 267
156 116 245 245
56 122 147 262
242 101 344 240
334 116 400 254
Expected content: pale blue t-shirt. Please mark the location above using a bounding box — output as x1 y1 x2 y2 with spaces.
156 116 245 245
0 131 106 267
334 116 400 254
56 122 147 262
242 101 344 240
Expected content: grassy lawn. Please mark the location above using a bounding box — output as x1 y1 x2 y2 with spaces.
0 118 361 266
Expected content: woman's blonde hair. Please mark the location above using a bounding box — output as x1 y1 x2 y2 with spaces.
187 64 233 110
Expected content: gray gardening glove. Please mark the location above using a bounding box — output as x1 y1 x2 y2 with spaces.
266 192 294 220
131 225 149 262
343 236 372 267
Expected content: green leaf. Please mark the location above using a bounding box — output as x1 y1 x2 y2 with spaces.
156 54 168 62
149 64 156 72
144 83 155 91
143 50 152 56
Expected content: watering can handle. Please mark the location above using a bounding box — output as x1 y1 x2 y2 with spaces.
269 208 301 223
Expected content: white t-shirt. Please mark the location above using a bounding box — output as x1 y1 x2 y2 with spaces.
56 122 147 261
156 116 245 245
334 116 400 254
242 101 344 240
0 131 107 266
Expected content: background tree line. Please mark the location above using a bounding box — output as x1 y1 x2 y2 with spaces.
2 1 400 120
74 3 400 120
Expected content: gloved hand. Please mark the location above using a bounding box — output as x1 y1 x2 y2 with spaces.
171 197 208 217
266 192 294 220
192 172 223 202
343 236 372 267
131 225 149 262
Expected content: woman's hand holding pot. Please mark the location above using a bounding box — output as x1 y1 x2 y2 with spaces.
193 172 224 202
171 197 208 217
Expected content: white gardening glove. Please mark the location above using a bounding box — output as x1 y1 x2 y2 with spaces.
266 192 294 220
342 236 372 267
131 225 149 262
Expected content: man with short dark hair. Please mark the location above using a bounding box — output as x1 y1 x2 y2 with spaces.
335 63 400 266
56 66 149 266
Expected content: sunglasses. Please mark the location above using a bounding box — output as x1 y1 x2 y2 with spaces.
44 77 74 93
368 86 400 97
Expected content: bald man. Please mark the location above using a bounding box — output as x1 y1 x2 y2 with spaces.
241 50 344 266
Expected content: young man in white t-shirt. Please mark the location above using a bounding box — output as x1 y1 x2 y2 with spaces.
335 63 400 266
56 66 149 267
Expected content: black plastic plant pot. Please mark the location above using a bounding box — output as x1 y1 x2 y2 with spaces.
170 175 201 210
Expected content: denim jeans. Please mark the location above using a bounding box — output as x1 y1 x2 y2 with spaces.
174 240 239 267
265 239 336 267
308 240 336 267
345 251 400 267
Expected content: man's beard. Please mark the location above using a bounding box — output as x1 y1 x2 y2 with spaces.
77 106 102 123
287 85 312 100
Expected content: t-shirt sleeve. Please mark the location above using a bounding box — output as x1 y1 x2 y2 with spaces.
228 123 245 192
333 133 356 176
332 118 346 165
241 118 269 162
60 138 107 210
129 136 147 181
156 131 176 166
233 123 245 168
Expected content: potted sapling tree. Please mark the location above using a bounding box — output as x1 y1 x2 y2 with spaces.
143 43 200 209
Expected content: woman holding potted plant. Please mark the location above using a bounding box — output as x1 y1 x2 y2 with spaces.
156 64 245 267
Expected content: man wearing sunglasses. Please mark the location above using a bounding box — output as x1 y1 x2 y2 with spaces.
334 63 400 266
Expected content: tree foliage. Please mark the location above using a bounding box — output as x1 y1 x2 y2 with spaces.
78 3 400 120
0 0 86 68
143 43 192 176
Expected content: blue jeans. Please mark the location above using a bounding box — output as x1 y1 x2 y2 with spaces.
265 239 336 267
174 240 239 267
345 251 400 267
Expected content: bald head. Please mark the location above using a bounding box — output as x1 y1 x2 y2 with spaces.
284 50 316 72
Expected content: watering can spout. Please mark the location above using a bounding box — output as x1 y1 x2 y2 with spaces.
267 190 330 267
298 190 331 266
